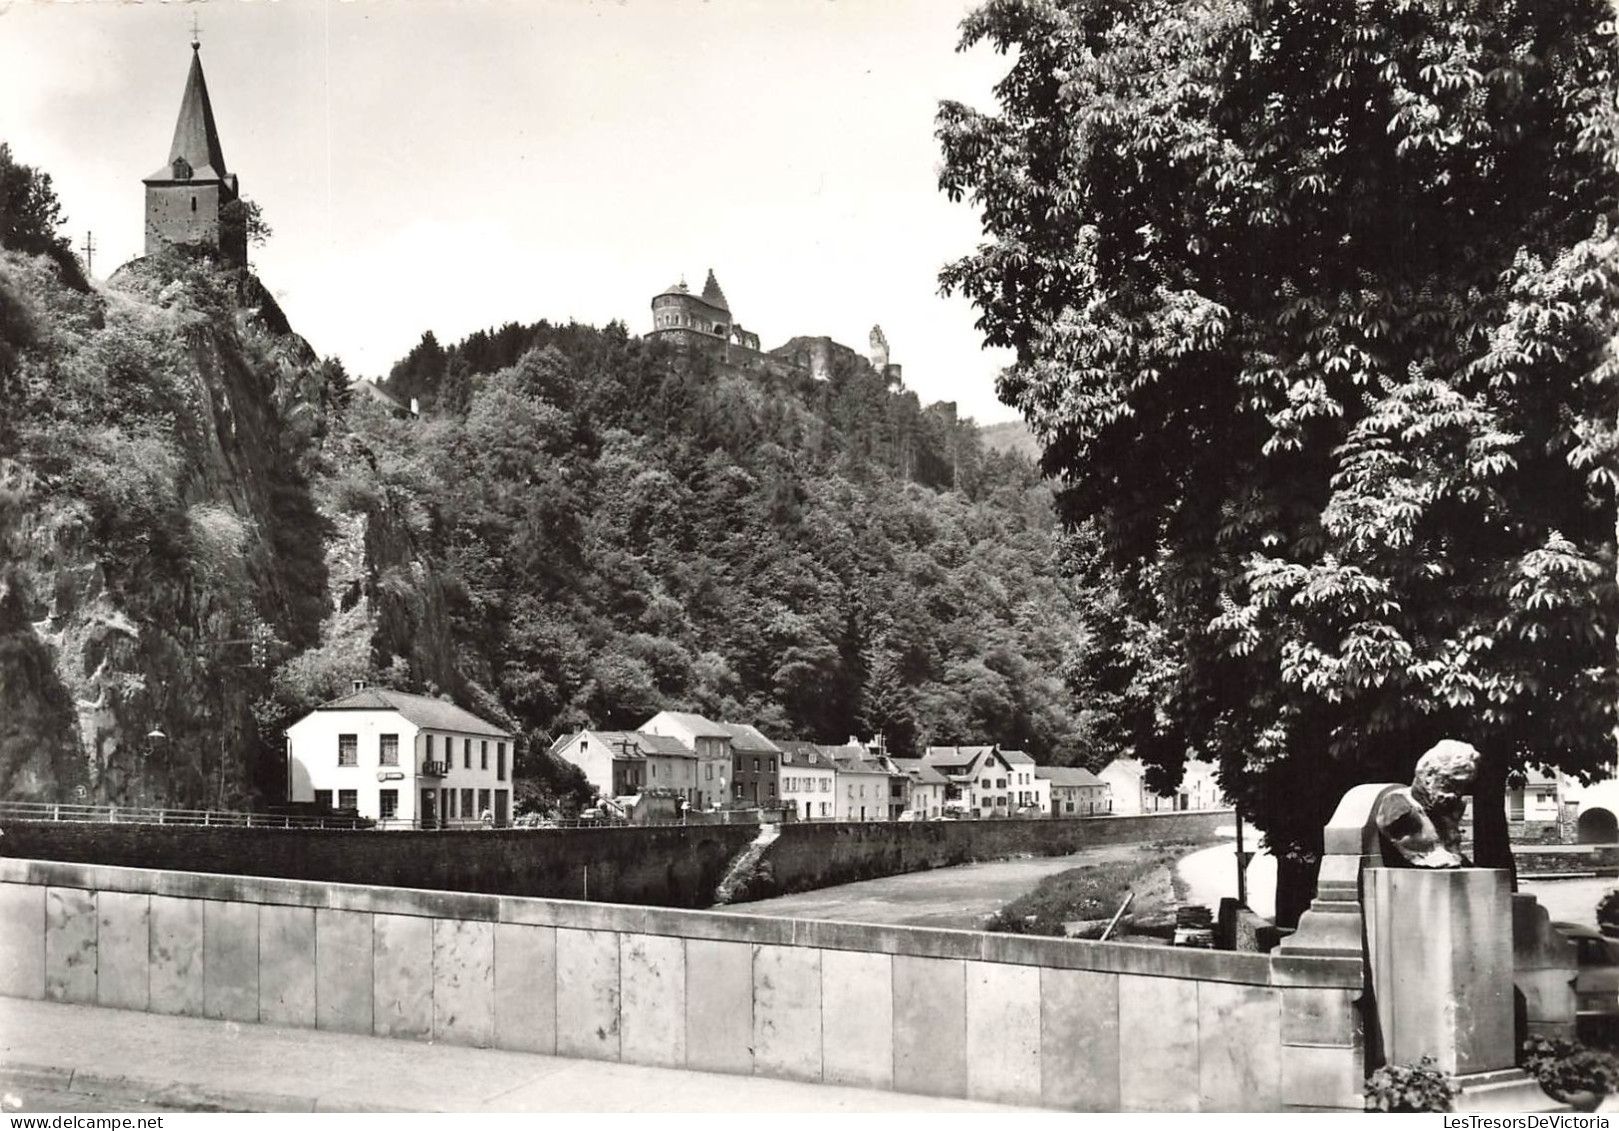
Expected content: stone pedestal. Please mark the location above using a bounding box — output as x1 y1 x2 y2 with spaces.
1365 867 1563 1112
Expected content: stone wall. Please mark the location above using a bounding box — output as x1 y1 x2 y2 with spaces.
0 857 1364 1112
0 811 1231 908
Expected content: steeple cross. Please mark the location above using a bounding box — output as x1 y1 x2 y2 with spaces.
190 12 201 50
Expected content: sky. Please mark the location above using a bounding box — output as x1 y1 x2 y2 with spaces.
0 0 1022 423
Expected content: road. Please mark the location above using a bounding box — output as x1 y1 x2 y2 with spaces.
1521 876 1614 929
720 843 1155 929
1176 838 1276 921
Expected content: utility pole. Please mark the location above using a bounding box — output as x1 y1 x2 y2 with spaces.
80 231 95 278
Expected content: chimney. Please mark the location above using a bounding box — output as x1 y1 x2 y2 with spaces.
352 679 367 693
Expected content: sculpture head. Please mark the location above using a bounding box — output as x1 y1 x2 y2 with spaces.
1411 739 1480 814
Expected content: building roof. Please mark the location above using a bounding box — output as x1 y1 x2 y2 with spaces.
1037 766 1106 788
1100 758 1145 779
306 687 511 737
700 269 729 312
890 758 949 786
1002 749 1036 765
717 721 780 754
565 730 695 761
146 46 229 184
351 380 411 413
642 711 730 739
777 740 836 769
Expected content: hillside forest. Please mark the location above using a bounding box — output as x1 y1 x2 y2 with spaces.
0 146 1093 813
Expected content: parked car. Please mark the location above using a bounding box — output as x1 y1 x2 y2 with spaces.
1554 922 1619 1039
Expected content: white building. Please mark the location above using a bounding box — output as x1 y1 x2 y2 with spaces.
549 730 700 806
777 741 838 820
923 745 1019 817
1002 750 1052 817
285 684 514 828
1099 757 1225 815
638 711 733 809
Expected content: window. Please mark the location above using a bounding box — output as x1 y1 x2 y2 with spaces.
477 789 491 817
768 782 775 798
190 195 197 212
766 758 775 773
997 778 1007 789
497 742 506 781
338 734 357 766
462 787 474 816
480 740 488 770
448 791 458 819
980 778 990 789
463 739 471 770
706 763 713 780
314 790 332 809
859 784 866 798
821 778 830 792
753 758 760 772
338 789 358 811
651 764 657 778
379 789 398 820
380 734 399 766
735 783 744 800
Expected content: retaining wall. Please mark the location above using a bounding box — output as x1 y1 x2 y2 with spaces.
0 857 1363 1112
0 811 1232 908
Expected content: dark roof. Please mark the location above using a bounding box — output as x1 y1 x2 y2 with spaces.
1036 766 1106 788
717 721 780 754
777 740 836 768
145 46 229 184
700 269 730 312
307 687 511 737
560 730 695 760
890 758 949 785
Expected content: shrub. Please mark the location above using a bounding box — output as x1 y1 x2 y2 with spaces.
1596 890 1619 937
1521 1036 1619 1102
1365 1057 1458 1113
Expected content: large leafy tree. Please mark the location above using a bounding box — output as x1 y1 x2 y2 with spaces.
939 0 1619 919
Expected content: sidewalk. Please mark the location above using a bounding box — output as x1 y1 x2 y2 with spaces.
0 998 1039 1113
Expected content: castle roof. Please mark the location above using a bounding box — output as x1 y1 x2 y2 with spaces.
145 46 230 185
700 269 730 312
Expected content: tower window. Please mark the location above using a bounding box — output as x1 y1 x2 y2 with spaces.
191 196 197 212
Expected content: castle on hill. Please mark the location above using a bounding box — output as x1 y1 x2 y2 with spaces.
142 37 246 266
649 269 902 386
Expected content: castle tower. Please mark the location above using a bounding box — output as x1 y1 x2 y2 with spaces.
869 324 890 372
142 38 244 264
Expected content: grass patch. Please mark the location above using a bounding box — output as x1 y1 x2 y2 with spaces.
984 838 1211 937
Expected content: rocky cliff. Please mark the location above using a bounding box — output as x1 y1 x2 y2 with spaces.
0 247 450 806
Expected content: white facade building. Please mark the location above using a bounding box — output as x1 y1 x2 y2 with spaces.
285 685 514 828
777 741 837 820
639 711 733 809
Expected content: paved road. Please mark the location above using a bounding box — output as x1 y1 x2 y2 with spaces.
1522 876 1615 929
723 844 1153 929
1176 838 1276 921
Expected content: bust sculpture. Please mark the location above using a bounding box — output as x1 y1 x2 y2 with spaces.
1374 739 1480 868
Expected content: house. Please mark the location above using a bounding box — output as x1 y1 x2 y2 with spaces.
890 758 949 819
1099 758 1226 815
638 711 733 809
1037 766 1111 817
778 740 838 820
923 745 1019 818
825 741 897 821
721 722 783 808
1002 750 1051 817
549 730 699 807
285 683 513 828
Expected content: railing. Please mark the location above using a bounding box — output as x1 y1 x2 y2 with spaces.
420 760 449 777
0 800 369 830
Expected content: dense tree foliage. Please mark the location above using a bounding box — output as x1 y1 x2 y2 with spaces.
333 320 1091 777
0 143 86 291
940 0 1619 918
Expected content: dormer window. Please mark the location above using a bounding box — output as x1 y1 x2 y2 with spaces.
172 156 193 181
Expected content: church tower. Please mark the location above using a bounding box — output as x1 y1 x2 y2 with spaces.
142 37 245 264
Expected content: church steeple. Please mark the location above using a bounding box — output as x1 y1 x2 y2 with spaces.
149 44 229 184
141 40 244 263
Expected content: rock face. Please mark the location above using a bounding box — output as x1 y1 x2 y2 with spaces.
0 248 450 807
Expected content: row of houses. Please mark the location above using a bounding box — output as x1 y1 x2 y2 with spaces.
551 712 1228 823
282 686 1230 828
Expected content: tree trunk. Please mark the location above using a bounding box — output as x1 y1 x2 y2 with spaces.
1472 745 1516 890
